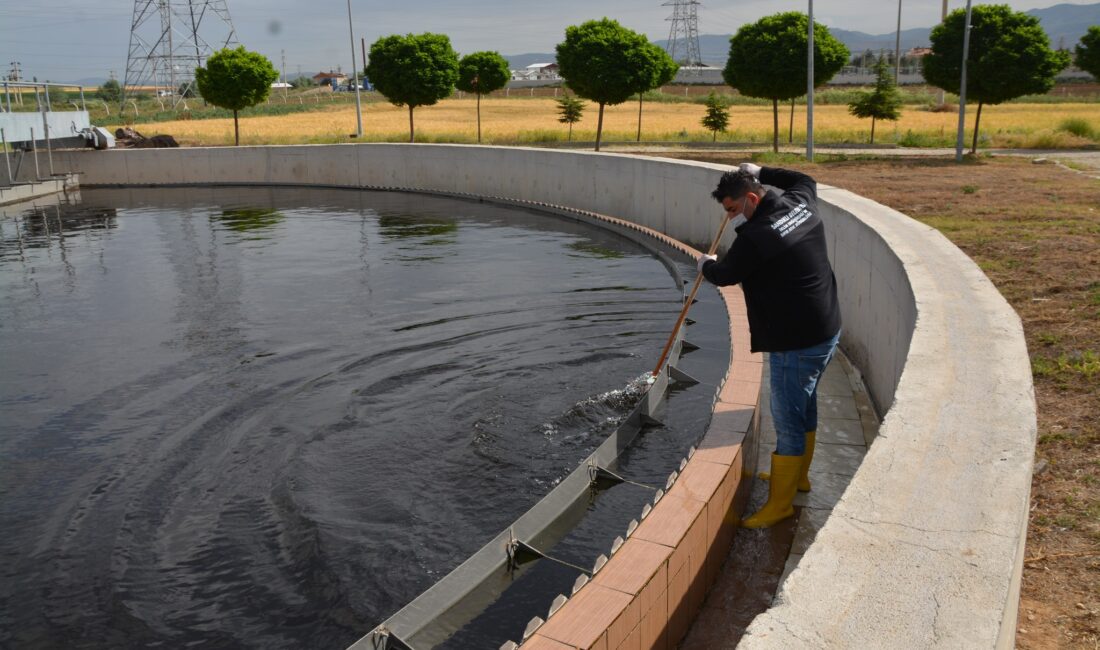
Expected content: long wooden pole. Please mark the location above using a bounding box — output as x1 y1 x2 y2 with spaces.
807 0 815 162
650 214 733 378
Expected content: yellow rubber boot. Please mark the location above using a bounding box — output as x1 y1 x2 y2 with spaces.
741 453 801 529
797 430 815 492
757 430 815 492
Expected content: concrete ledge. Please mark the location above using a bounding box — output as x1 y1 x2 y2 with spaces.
49 145 1037 649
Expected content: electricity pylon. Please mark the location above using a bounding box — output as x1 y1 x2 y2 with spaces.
122 0 238 108
663 0 702 71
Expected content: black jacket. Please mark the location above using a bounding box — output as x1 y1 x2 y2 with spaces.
701 167 841 352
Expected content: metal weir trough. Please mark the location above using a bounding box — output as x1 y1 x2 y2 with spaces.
348 196 710 650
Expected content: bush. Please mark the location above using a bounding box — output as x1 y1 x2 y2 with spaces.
97 79 121 103
898 129 942 147
1057 118 1095 139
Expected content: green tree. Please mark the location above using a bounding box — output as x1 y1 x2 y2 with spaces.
555 94 585 141
366 32 459 143
455 51 511 143
848 58 903 144
723 12 849 153
97 78 121 103
556 18 659 151
194 46 278 145
922 4 1070 153
701 92 731 142
633 44 679 142
1075 25 1100 80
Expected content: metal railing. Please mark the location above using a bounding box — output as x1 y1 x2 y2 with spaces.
2 80 87 114
1 81 92 187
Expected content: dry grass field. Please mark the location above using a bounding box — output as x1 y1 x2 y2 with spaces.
111 97 1100 148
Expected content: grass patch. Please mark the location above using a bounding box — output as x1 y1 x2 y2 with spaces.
1089 283 1100 306
1032 350 1100 379
1057 117 1097 140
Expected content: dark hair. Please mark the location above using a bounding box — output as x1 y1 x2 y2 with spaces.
711 169 763 203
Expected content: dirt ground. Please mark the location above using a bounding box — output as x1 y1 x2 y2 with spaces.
655 152 1100 647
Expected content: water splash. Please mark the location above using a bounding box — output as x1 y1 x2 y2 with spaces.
537 373 652 444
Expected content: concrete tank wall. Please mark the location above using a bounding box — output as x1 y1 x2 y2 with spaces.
50 145 1036 648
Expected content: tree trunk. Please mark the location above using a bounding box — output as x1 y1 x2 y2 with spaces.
595 103 605 152
971 101 984 155
568 122 573 142
712 129 717 143
476 92 482 144
871 117 876 144
788 99 795 143
409 105 415 143
233 109 239 146
637 94 643 142
772 98 779 153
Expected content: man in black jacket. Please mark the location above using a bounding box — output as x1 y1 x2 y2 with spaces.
698 163 841 528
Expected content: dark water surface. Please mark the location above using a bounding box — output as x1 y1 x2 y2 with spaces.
0 187 727 649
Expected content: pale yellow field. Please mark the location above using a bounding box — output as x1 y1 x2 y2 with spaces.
124 97 1100 148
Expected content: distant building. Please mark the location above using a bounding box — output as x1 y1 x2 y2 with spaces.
312 71 347 87
906 47 933 59
511 63 560 81
271 82 292 89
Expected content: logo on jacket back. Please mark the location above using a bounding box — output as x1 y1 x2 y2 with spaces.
771 203 812 238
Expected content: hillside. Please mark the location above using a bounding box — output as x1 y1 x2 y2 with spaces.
510 2 1100 68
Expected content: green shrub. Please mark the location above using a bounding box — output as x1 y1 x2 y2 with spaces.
1057 118 1096 139
897 129 940 147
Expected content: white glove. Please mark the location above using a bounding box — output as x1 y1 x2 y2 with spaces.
697 254 717 273
739 162 762 178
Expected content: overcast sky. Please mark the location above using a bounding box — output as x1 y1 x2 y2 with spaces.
2 0 1093 82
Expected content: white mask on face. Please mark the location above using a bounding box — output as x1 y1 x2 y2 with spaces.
728 195 752 226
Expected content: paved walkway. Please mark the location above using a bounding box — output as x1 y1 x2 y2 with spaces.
681 350 880 647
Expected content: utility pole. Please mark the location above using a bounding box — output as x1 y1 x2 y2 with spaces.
938 0 948 105
346 0 363 137
895 0 903 86
807 0 814 162
955 0 973 162
281 49 287 99
8 62 22 106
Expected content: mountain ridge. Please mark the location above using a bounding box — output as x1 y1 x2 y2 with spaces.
506 2 1099 68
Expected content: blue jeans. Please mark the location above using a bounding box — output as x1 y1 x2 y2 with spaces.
769 330 841 456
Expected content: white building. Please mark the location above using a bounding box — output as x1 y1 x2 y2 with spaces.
511 63 560 81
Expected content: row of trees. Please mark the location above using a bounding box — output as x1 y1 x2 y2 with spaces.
365 37 512 143
716 5 1077 153
363 22 677 149
184 10 1096 149
362 5 1077 154
849 48 923 70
